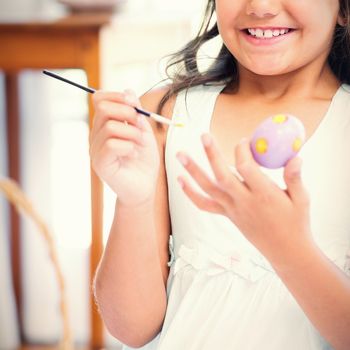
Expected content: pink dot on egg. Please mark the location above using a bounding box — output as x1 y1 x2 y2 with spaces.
250 114 305 169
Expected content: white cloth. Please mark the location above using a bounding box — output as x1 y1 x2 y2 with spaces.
124 84 350 350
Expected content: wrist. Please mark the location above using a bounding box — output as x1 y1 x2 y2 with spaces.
116 195 156 213
269 238 321 275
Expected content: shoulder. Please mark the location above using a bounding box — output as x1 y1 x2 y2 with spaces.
139 85 177 144
140 85 176 119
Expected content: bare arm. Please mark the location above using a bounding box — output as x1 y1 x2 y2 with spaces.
275 242 350 350
91 88 173 347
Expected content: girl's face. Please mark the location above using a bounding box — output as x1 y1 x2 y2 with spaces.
215 0 341 76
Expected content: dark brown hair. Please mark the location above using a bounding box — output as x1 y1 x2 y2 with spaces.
157 0 350 114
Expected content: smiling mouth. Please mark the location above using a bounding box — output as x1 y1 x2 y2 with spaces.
244 28 295 39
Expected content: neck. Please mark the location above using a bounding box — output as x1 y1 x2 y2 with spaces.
236 62 340 101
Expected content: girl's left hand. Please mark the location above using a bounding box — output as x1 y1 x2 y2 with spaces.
176 133 314 270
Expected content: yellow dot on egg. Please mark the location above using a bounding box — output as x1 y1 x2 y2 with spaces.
272 114 288 124
292 138 303 152
255 138 268 154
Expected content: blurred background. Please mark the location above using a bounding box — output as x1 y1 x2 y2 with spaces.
0 0 212 349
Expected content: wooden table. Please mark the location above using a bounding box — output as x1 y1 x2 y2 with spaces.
0 12 111 349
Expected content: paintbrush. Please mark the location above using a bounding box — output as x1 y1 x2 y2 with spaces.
42 70 184 127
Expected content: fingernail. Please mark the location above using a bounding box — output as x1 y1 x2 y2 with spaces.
124 95 136 106
176 153 188 166
201 133 212 147
124 89 137 106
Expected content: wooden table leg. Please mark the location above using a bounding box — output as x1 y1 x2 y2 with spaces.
5 71 24 342
85 58 104 349
89 170 104 350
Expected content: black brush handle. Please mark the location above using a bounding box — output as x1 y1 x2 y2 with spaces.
43 70 96 94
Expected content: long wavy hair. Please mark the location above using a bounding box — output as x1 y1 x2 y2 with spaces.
157 0 350 114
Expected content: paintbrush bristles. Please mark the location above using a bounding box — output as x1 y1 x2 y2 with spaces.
150 113 184 127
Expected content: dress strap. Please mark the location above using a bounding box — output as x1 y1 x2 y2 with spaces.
171 84 226 131
165 84 226 180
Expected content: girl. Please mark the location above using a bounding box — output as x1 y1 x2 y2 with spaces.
90 1 350 349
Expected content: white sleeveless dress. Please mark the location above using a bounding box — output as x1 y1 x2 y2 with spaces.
124 84 350 350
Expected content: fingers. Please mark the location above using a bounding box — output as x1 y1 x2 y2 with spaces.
176 133 250 212
92 138 136 173
236 139 309 206
201 134 247 196
91 90 139 142
235 138 272 192
176 151 234 210
90 89 149 164
123 89 142 109
93 90 126 104
177 177 224 214
176 134 278 210
283 157 309 206
90 119 144 159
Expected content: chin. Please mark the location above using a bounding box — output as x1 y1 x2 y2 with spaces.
245 62 290 76
250 68 285 76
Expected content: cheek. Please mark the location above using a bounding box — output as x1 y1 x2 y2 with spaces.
287 0 339 29
300 11 338 56
216 14 239 54
216 0 242 36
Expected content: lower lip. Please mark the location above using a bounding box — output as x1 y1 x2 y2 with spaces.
241 30 294 46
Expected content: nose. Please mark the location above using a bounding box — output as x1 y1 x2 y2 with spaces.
246 0 280 18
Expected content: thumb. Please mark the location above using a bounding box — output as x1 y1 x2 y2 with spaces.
124 89 154 134
283 157 309 205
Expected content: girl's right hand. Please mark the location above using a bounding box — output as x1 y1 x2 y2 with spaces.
89 90 160 207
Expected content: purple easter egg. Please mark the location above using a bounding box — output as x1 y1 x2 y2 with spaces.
250 114 305 169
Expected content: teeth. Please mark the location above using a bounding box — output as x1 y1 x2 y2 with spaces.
255 28 263 38
247 28 290 38
264 29 273 38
